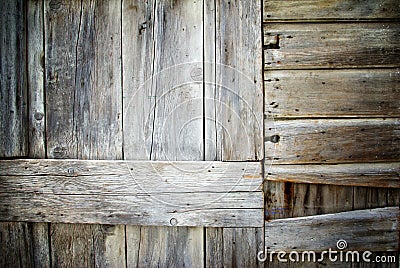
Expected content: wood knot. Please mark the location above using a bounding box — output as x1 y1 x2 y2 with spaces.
34 112 44 121
190 67 203 81
49 0 62 11
270 135 280 143
53 146 67 158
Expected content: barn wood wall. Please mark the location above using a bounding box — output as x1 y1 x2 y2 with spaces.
0 0 263 267
263 0 400 267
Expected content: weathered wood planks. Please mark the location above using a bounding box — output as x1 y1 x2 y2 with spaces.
204 1 264 266
265 118 400 164
265 163 400 188
28 0 46 158
263 0 400 21
205 0 264 161
265 207 399 252
264 23 400 69
44 0 125 266
45 0 123 160
0 0 28 157
0 159 261 226
265 69 400 118
122 0 205 266
263 1 400 266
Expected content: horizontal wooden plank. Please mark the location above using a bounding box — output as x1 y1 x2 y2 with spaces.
265 163 400 188
264 23 400 69
265 118 400 164
263 0 400 21
264 207 399 252
265 69 400 118
0 159 263 227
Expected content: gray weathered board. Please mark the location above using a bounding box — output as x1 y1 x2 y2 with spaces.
263 0 400 21
263 1 400 267
265 207 399 252
0 0 27 158
264 23 400 69
265 69 400 118
265 163 400 188
0 159 262 227
265 118 400 164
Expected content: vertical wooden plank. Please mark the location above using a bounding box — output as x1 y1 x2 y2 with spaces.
28 2 51 265
0 0 27 157
28 0 46 158
30 222 50 268
0 2 39 267
45 0 125 266
205 0 263 267
0 222 33 267
223 228 264 268
206 227 223 267
123 0 204 266
208 0 263 161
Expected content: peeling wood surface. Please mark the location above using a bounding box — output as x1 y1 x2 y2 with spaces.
264 23 400 69
265 118 400 164
265 69 400 118
265 163 400 188
263 0 400 21
265 207 399 252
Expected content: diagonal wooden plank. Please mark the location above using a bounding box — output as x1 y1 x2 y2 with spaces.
264 207 399 252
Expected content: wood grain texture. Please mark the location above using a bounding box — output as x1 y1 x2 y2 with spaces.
0 2 45 267
0 0 27 157
265 118 400 164
45 0 122 160
0 159 262 227
122 0 205 266
265 181 354 220
127 226 203 268
265 69 400 118
0 222 49 268
27 2 50 264
263 0 400 21
265 207 399 252
204 1 264 266
206 228 264 268
264 23 400 69
0 222 33 267
265 163 400 188
28 0 46 158
44 0 125 266
205 0 263 161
